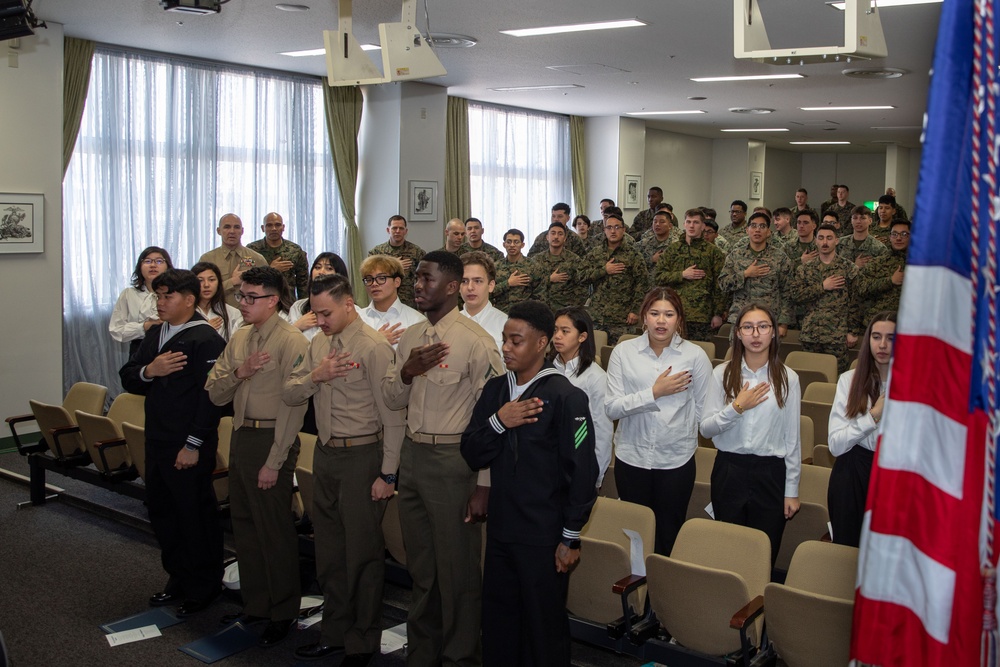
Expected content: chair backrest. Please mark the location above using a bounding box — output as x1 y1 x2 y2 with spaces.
591 329 609 352
792 369 828 395
62 382 108 417
799 463 831 507
74 410 130 473
774 502 829 572
718 322 732 338
669 519 771 600
694 446 716 483
294 433 318 518
783 328 801 343
777 340 803 363
29 401 85 457
581 497 656 562
785 351 838 384
801 400 832 448
105 392 146 428
811 444 835 468
597 459 618 498
121 422 146 480
599 345 613 370
800 415 814 462
617 333 639 344
785 541 859 599
690 339 716 361
850 357 858 370
803 382 837 403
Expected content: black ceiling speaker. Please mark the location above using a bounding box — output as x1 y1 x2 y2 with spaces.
0 0 43 42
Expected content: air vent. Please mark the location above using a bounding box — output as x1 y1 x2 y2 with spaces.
426 33 477 48
842 67 906 79
729 107 775 114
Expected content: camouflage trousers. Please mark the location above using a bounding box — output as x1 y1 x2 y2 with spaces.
801 340 850 375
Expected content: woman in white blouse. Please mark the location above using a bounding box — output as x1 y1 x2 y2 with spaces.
285 252 347 340
827 311 895 547
192 261 244 340
109 246 173 357
551 306 613 491
700 303 801 564
606 287 713 555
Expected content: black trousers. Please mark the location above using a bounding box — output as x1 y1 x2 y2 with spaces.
614 455 696 556
481 538 570 667
710 451 786 566
828 446 874 548
145 440 223 601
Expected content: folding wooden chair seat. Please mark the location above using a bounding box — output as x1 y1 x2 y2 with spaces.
75 392 145 478
775 464 832 571
6 382 107 464
686 446 716 521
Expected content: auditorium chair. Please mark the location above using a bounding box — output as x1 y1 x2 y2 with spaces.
713 332 731 361
74 392 145 479
617 333 639 344
592 329 609 353
800 415 814 463
120 422 146 480
811 444 835 468
785 351 838 387
6 382 107 464
598 453 618 499
685 446 716 521
599 345 613 371
293 432 317 519
644 519 772 663
778 339 803 362
775 464 832 571
764 541 858 667
690 339 717 362
801 382 837 449
212 417 234 505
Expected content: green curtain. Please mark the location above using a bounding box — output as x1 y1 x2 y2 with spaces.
63 37 95 176
445 96 471 221
570 115 587 218
322 83 367 305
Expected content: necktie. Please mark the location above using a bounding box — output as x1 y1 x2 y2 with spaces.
409 325 438 434
317 335 336 444
234 328 259 429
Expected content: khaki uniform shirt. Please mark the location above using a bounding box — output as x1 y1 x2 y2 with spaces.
381 307 503 485
206 311 308 470
284 316 405 475
199 244 268 307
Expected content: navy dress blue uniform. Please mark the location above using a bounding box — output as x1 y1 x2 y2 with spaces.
461 365 598 667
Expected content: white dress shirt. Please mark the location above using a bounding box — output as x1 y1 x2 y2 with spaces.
461 301 508 354
285 298 321 340
355 296 426 349
605 332 713 471
700 359 802 497
196 303 244 341
553 354 613 487
828 369 886 457
109 286 157 343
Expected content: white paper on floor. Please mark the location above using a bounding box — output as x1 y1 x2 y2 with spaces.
380 622 407 654
106 624 161 647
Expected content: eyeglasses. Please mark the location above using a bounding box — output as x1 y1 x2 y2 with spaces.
747 223 769 230
739 323 773 336
889 231 910 239
142 258 166 266
605 225 624 231
362 274 393 286
234 291 276 305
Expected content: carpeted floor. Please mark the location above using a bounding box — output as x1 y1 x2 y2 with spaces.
0 451 646 667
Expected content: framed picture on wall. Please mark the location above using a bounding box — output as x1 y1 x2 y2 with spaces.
624 175 641 209
750 171 763 200
0 193 44 254
409 180 438 222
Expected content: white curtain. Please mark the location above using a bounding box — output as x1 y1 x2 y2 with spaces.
63 46 344 397
467 101 572 248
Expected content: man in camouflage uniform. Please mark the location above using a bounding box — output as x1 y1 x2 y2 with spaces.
719 199 749 248
529 222 588 312
368 214 426 309
838 205 887 269
826 185 856 235
858 219 910 325
581 213 649 344
770 207 797 247
791 189 810 218
788 224 862 373
526 203 587 258
654 209 726 342
637 209 680 278
885 188 910 221
719 210 794 335
493 228 537 313
248 212 309 300
870 194 900 244
630 186 664 240
459 217 504 263
786 209 820 265
819 183 839 217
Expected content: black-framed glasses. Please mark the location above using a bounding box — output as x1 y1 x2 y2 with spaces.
362 274 393 286
739 323 773 336
889 231 910 239
747 223 769 230
605 225 624 231
234 291 276 304
141 258 166 266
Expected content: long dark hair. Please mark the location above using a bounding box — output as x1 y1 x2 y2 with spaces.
723 303 788 408
552 306 596 377
131 246 173 289
638 286 687 340
191 261 230 334
845 311 897 419
303 252 348 314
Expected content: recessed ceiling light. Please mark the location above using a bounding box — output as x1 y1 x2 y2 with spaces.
730 107 774 114
800 105 895 111
790 141 851 145
280 45 380 57
721 128 789 132
500 19 647 38
275 3 309 10
688 96 707 101
692 74 805 83
843 67 906 79
827 0 940 9
490 84 585 92
626 110 706 116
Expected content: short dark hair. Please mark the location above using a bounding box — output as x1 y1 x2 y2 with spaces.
388 214 407 227
838 184 850 192
731 200 748 212
312 252 348 276
465 217 483 227
460 250 497 282
701 207 717 220
241 266 286 293
851 205 872 217
548 221 568 233
890 219 912 231
599 198 615 207
551 202 571 215
817 223 839 236
649 186 663 196
552 306 596 376
508 300 555 340
772 207 792 218
878 194 897 207
309 273 353 301
704 219 719 232
748 211 771 227
605 206 623 218
605 214 624 225
683 208 705 222
421 250 464 284
796 188 808 195
796 209 820 225
152 269 199 298
504 228 524 242
132 246 174 290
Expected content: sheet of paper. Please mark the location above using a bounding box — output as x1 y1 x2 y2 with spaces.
100 607 183 634
106 624 161 647
622 528 646 576
380 622 407 654
298 614 322 630
705 502 715 519
828 521 834 541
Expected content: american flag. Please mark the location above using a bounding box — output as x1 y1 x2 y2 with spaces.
851 0 1000 665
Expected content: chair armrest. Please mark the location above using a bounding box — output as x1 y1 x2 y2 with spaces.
95 437 127 472
730 594 765 630
802 457 813 465
5 413 35 426
6 414 39 454
50 425 80 459
612 574 647 595
211 467 229 480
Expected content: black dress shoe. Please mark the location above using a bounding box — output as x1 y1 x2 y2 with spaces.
220 612 269 626
341 653 375 667
258 619 295 647
176 588 222 617
294 643 344 660
148 591 180 607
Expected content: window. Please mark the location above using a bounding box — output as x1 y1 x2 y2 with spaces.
63 46 343 394
467 102 571 248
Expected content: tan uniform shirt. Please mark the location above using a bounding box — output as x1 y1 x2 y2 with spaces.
284 316 405 475
206 311 308 470
381 307 503 485
199 244 268 307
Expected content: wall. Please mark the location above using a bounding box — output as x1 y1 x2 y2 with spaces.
643 129 713 215
617 117 646 215
835 153 885 205
583 116 621 216
710 138 750 214
763 147 803 211
0 25 64 429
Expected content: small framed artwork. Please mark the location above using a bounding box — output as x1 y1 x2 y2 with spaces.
409 180 438 222
624 175 641 209
750 171 763 200
0 193 44 254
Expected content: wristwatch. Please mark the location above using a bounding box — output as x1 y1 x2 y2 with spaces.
561 537 581 550
379 472 398 485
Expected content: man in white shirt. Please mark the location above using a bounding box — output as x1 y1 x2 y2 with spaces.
459 251 508 353
356 254 425 349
